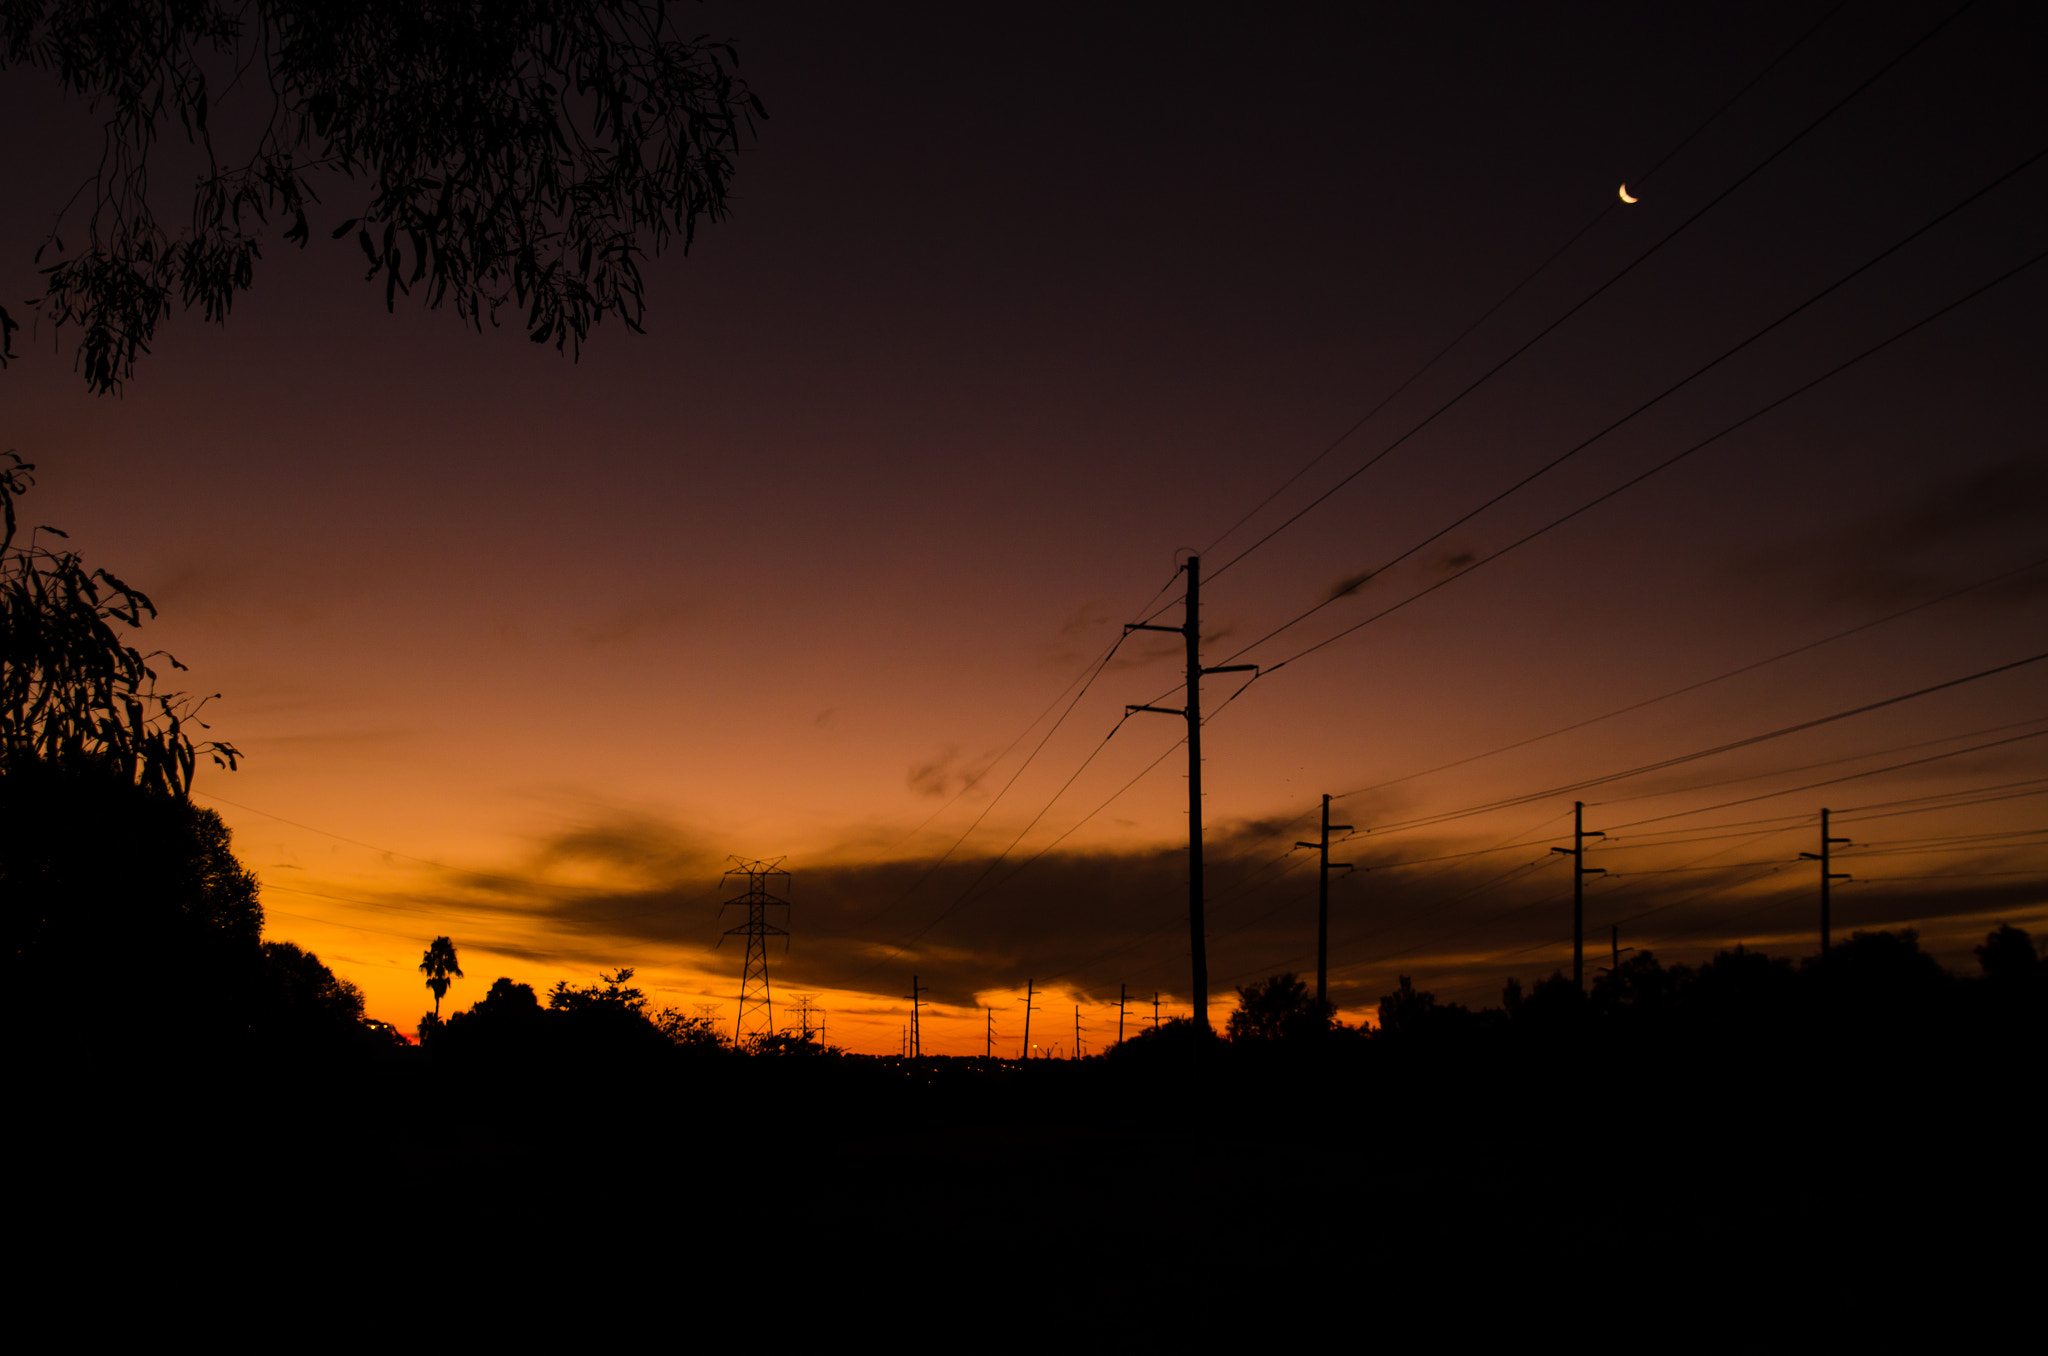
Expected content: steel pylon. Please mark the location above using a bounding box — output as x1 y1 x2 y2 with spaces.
718 857 791 1042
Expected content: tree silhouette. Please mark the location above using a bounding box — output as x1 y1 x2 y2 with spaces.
4 454 256 1002
1 1 765 392
5 758 261 1014
1974 924 2037 984
1227 972 1334 1042
1 453 238 795
546 966 645 1014
652 1004 728 1054
419 935 462 1019
1376 974 1476 1037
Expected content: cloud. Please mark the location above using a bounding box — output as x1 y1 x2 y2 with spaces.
1327 569 1376 602
1055 602 1111 639
351 803 2048 1024
533 815 719 885
1321 544 1478 607
576 599 687 646
1040 600 1116 666
1755 459 2048 609
906 745 996 800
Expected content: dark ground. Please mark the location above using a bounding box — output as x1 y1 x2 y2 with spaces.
18 1003 2038 1348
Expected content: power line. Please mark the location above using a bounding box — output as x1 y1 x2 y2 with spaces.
1325 651 2048 838
1196 0 1851 568
1207 807 1576 986
1836 782 2048 823
1244 245 2048 678
1205 0 1982 586
1321 554 2048 810
1603 724 2048 829
851 629 1136 938
1588 714 2048 807
1215 143 2048 666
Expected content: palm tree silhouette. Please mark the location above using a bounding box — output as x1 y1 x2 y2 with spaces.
420 936 463 1018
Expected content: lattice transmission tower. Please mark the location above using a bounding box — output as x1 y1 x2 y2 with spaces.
717 857 791 1042
789 992 824 1043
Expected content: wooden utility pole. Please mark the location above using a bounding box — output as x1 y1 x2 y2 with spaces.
984 1004 995 1060
1116 982 1129 1046
1126 554 1257 1036
1552 802 1606 990
1073 1005 1083 1059
1295 794 1355 1008
1152 991 1161 1031
1598 925 1635 980
1020 979 1037 1059
1800 808 1852 953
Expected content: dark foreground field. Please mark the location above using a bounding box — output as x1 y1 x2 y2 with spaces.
19 991 2039 1348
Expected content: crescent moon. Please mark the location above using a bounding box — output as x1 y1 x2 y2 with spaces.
1619 184 1639 204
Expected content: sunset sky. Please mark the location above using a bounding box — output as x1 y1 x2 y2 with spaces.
4 0 2043 1053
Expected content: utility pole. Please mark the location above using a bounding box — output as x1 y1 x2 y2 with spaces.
985 1005 995 1060
1800 808 1852 953
1116 983 1129 1047
1152 992 1161 1031
1073 1005 1084 1060
1126 554 1257 1036
906 975 927 1058
1295 794 1355 1009
718 857 791 1042
1020 979 1037 1060
1598 926 1635 979
1550 804 1605 991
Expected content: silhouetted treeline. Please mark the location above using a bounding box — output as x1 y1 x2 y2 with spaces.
420 967 839 1070
1101 924 2044 1077
4 760 398 1061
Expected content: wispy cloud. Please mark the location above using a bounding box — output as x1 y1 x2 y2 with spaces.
1756 459 2048 609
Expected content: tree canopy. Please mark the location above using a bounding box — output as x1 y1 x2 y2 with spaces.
1 0 764 391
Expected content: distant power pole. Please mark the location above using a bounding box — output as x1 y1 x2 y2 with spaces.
718 857 791 1042
1073 1005 1084 1060
1551 804 1606 990
1295 794 1355 1008
985 1004 996 1060
1152 991 1161 1031
1126 554 1258 1036
1597 925 1635 981
1800 808 1853 953
1116 983 1129 1046
906 975 927 1058
1021 979 1037 1060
